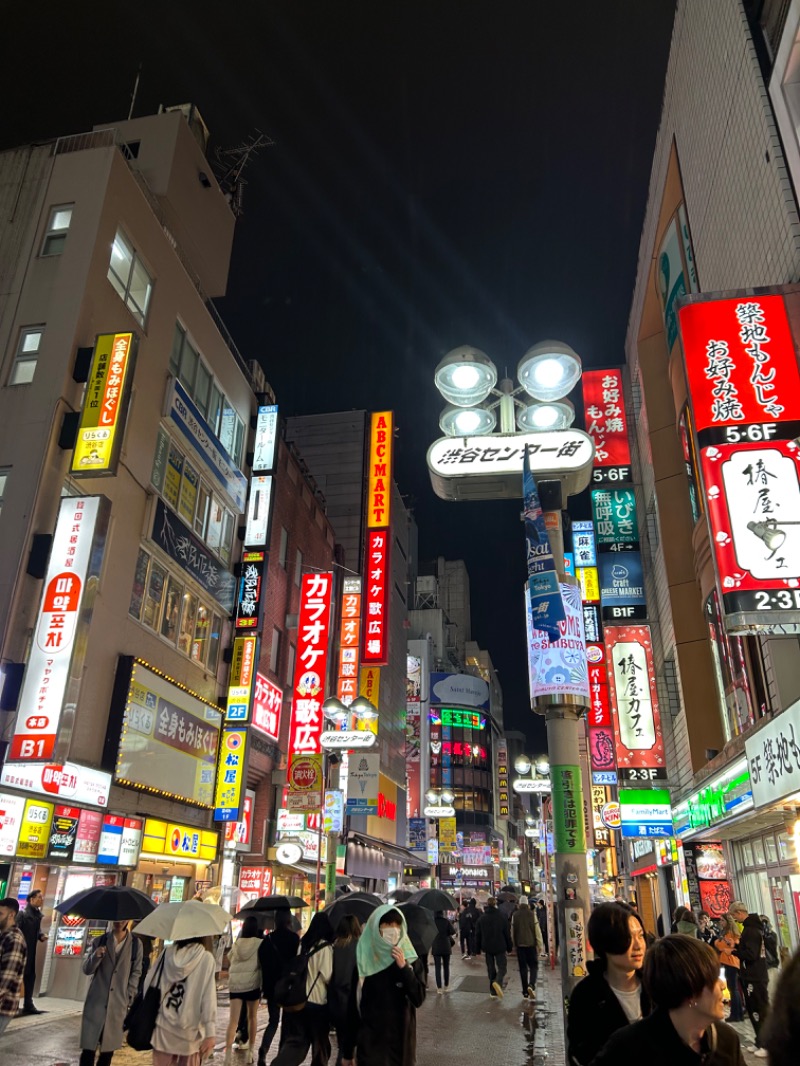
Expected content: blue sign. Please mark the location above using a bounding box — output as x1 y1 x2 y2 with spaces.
523 446 565 642
592 771 618 786
572 521 597 567
564 552 575 576
598 551 646 609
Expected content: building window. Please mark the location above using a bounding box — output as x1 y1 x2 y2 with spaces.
107 229 153 325
9 328 44 385
279 527 289 568
0 468 9 516
41 204 73 256
294 549 304 587
286 643 296 686
270 627 281 673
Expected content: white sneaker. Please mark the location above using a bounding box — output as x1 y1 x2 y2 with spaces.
437 988 443 994
443 986 450 993
753 1051 768 1059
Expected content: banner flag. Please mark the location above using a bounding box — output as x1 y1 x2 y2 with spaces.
523 445 565 642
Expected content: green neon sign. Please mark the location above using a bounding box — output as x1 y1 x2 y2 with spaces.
441 708 484 730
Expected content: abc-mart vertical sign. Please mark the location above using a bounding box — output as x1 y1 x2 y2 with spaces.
362 412 393 667
678 289 800 633
10 497 110 761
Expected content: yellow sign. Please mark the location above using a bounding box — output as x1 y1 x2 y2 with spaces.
366 411 393 528
213 729 248 821
577 565 600 604
71 332 136 477
227 635 257 712
142 818 218 862
16 798 55 859
358 667 380 734
439 817 457 852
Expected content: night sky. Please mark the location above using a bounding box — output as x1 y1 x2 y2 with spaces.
3 2 676 749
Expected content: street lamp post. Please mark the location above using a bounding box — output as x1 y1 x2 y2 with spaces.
428 342 594 1021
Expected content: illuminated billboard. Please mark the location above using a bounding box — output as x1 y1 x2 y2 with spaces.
71 333 137 477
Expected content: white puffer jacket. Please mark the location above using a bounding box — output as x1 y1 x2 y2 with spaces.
228 935 262 993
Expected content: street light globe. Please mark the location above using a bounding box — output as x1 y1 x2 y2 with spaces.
440 789 455 804
322 697 349 724
525 816 536 827
425 789 440 805
535 757 550 776
514 755 532 775
350 696 379 722
435 346 498 407
517 399 575 432
517 340 582 402
439 404 497 437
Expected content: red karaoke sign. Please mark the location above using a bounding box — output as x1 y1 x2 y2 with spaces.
582 369 632 483
287 573 333 756
252 673 282 742
605 624 666 782
361 531 390 666
678 294 800 446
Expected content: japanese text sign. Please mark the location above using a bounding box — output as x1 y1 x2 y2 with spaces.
235 551 266 630
253 404 279 473
361 531 389 666
700 441 800 631
592 489 639 548
678 294 800 446
252 673 282 741
11 496 107 762
572 520 597 568
71 332 137 477
367 411 393 528
745 697 800 808
582 369 631 476
239 866 273 899
226 635 257 722
213 729 248 822
1 761 111 807
17 798 55 859
288 572 333 756
606 625 666 780
337 577 361 705
619 789 673 838
551 765 586 853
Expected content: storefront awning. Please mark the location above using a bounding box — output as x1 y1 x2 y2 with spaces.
348 831 426 868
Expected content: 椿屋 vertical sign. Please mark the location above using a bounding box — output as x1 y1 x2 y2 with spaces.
582 369 631 484
605 624 666 782
678 291 800 632
10 497 110 761
71 333 137 477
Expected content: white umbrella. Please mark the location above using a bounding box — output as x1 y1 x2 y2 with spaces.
133 899 232 941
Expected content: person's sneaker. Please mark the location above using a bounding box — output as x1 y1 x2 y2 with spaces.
437 988 443 994
527 985 536 1000
462 953 469 959
523 992 529 999
489 992 498 998
753 1051 768 1059
443 985 450 993
492 981 504 998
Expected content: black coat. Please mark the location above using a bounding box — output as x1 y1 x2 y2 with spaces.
590 1008 745 1066
736 915 768 983
567 960 651 1066
475 908 512 955
431 917 455 956
16 903 43 954
355 958 426 1066
258 925 300 998
329 942 358 1027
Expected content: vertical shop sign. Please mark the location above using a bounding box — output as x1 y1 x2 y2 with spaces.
361 531 389 665
337 578 361 705
592 489 639 550
606 625 665 781
253 404 279 473
225 635 257 722
235 551 266 630
244 475 273 548
251 673 282 741
71 332 137 476
587 643 617 785
496 739 509 817
366 411 394 528
582 369 632 483
551 766 585 852
572 520 597 567
10 496 109 762
213 729 249 822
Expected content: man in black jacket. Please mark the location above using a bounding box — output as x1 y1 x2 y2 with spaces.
475 898 512 998
257 910 300 1066
731 901 769 1056
16 890 46 1014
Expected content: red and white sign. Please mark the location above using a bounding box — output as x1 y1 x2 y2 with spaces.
252 673 282 741
678 294 800 441
224 790 254 848
287 572 333 757
586 644 611 728
239 865 273 899
361 531 390 666
605 625 666 779
700 440 800 625
337 578 362 705
287 754 323 810
582 369 631 470
1 761 111 807
10 497 105 762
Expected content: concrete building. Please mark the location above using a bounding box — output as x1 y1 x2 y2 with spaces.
623 0 800 942
0 105 265 996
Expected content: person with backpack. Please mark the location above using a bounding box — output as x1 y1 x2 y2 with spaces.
760 915 780 1000
79 920 142 1066
270 911 334 1066
256 909 300 1066
731 901 770 1057
329 916 362 1066
224 916 262 1065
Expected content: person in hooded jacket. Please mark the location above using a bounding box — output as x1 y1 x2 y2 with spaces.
676 908 701 938
343 905 426 1066
145 936 216 1066
567 902 650 1066
730 902 769 1056
590 935 745 1066
256 909 300 1066
430 910 455 993
270 911 334 1066
224 916 262 1064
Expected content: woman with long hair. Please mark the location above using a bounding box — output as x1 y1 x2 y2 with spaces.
225 916 262 1064
566 902 649 1065
591 935 745 1065
329 916 362 1065
714 914 744 1023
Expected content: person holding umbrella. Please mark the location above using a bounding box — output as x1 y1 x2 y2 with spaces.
344 905 426 1066
79 920 142 1066
430 910 455 994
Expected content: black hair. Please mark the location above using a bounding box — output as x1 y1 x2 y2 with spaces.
300 910 335 952
274 909 292 930
334 915 362 945
378 908 403 926
642 935 720 1009
762 946 800 1066
587 902 645 967
240 916 262 939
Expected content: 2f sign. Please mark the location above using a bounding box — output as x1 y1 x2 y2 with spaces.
367 412 393 529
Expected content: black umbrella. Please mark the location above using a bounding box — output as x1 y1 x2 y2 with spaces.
389 889 414 902
397 902 437 954
234 894 307 918
408 888 459 912
56 885 155 921
324 891 382 926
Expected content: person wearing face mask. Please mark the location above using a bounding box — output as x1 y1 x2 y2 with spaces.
567 902 650 1066
590 935 745 1065
341 905 426 1066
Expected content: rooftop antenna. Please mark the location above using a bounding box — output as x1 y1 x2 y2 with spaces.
128 62 143 121
212 130 275 218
